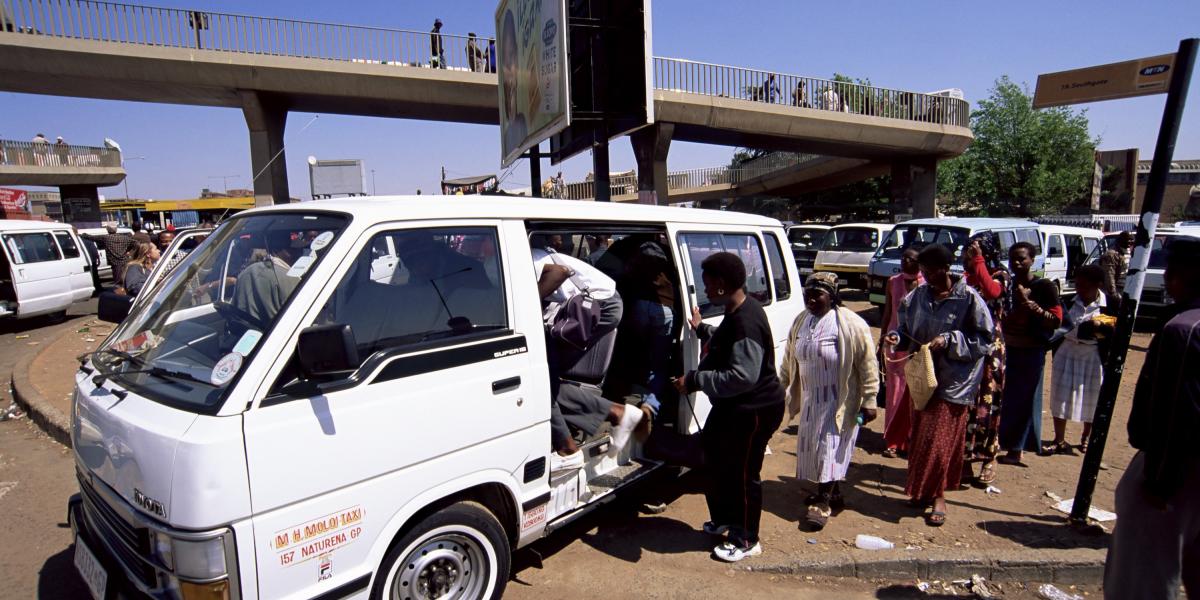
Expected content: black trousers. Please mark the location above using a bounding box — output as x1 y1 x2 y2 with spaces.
702 401 784 545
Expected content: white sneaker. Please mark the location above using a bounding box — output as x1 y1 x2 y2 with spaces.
606 405 645 458
550 451 584 475
713 541 762 562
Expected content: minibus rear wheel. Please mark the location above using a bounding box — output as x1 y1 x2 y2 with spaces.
373 501 510 600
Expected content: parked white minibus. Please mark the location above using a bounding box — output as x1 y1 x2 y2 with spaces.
0 219 93 319
69 197 804 600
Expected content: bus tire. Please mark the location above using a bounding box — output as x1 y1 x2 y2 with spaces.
372 501 510 600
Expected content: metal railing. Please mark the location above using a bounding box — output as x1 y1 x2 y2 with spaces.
557 153 822 201
0 0 495 71
654 57 969 128
0 1 968 127
0 139 122 168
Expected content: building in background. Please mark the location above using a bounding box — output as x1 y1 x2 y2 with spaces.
1134 159 1200 220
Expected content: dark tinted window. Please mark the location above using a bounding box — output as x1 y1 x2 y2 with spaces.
763 232 791 300
680 232 771 317
53 232 81 259
314 227 507 366
787 227 827 250
3 232 61 264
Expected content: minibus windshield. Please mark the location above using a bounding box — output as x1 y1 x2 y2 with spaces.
95 213 348 413
823 227 880 253
876 225 970 261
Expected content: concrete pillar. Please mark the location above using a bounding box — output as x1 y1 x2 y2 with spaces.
891 158 938 218
631 123 673 205
58 184 102 227
240 91 289 206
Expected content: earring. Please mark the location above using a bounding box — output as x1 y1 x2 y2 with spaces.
716 289 725 296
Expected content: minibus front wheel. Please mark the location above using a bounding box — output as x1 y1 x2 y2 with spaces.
373 501 510 600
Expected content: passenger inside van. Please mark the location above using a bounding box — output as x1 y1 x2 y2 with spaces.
231 230 303 324
533 245 646 475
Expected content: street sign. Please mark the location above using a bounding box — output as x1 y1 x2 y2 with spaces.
1033 53 1176 109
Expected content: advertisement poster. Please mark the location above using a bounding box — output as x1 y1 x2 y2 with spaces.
496 0 569 167
0 188 29 213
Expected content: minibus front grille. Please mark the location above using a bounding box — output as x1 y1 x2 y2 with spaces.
77 473 157 587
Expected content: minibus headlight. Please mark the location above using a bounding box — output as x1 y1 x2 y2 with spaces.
172 536 228 580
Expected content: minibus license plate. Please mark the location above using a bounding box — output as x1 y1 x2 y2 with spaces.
74 537 107 600
837 278 849 286
799 267 813 274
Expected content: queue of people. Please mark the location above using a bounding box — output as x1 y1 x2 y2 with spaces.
530 231 1200 579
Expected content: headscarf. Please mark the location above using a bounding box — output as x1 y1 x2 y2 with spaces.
970 231 1013 316
804 271 840 305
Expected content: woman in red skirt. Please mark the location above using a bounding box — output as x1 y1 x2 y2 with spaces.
884 244 993 526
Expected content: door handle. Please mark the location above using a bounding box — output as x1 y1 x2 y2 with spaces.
492 376 521 394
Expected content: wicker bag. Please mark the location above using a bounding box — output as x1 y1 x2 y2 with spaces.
904 343 938 411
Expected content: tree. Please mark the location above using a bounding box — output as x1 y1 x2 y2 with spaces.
938 76 1097 217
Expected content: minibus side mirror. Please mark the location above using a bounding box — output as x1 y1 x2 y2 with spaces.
297 324 360 378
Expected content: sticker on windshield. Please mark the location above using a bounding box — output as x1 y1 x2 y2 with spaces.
232 330 262 356
286 255 315 278
210 352 243 386
310 231 334 252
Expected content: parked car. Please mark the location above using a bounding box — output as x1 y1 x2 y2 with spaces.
1039 224 1103 297
0 220 94 318
786 224 830 281
868 217 1041 305
813 223 891 290
1089 230 1200 317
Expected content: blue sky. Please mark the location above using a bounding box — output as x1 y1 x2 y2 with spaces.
2 0 1197 200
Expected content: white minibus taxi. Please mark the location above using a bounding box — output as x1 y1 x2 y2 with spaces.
69 197 804 600
812 222 891 290
1039 225 1103 297
0 219 93 318
867 218 1041 305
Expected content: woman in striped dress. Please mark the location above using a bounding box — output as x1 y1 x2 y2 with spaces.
1048 265 1111 454
781 272 879 531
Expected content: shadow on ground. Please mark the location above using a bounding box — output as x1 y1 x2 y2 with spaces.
976 519 1109 550
38 545 90 599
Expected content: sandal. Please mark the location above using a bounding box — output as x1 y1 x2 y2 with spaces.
882 447 899 459
997 452 1024 466
1054 441 1076 456
805 503 831 531
978 460 997 484
926 510 947 527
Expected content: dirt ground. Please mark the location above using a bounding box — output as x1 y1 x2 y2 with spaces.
28 299 1143 561
18 296 1144 598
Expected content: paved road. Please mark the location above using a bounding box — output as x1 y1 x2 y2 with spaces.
0 301 96 599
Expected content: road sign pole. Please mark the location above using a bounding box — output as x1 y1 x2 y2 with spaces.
529 143 542 198
593 135 611 202
1070 37 1197 524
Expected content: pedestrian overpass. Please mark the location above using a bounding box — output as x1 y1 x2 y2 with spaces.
0 0 971 213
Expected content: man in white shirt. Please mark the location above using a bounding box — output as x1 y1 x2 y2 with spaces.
533 247 644 474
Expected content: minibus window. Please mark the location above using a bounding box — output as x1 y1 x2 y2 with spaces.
311 226 508 369
1047 235 1064 258
762 232 791 300
3 232 62 264
53 232 81 259
680 232 771 316
94 213 349 414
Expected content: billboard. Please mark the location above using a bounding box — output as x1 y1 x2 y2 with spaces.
309 159 365 199
496 0 570 168
549 0 653 165
0 188 29 213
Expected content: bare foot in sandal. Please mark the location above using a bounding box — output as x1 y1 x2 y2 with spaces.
926 497 947 527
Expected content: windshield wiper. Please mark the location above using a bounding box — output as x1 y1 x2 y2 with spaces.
94 348 145 368
126 365 216 387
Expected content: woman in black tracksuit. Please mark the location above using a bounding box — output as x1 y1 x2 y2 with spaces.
674 251 785 562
